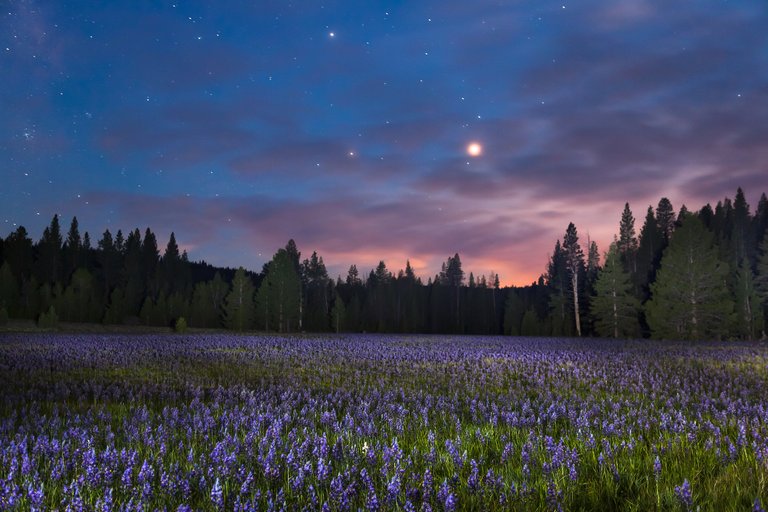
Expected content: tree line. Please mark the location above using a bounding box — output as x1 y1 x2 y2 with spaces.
512 187 768 340
0 187 766 339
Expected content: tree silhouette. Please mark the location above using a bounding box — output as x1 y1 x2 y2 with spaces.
223 267 255 332
592 241 640 338
646 215 733 340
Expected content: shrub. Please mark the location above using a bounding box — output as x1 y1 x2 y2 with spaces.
174 317 188 333
38 306 59 330
0 307 8 326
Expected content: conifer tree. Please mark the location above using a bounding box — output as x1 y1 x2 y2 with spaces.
303 251 330 331
0 261 18 316
656 197 676 242
731 188 753 265
256 250 301 332
756 228 768 335
3 227 33 279
503 292 525 335
37 214 63 284
592 241 640 338
733 258 763 340
618 203 638 273
97 230 119 302
546 240 571 336
635 206 663 298
223 267 255 331
645 215 733 340
562 223 585 336
64 216 82 278
331 292 346 333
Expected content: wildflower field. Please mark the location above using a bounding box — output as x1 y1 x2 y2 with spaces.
1 334 767 511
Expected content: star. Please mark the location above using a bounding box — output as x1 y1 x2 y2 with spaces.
467 142 482 157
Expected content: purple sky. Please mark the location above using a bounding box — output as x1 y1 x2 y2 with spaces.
2 1 767 285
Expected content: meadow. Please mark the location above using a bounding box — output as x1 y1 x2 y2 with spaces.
0 334 766 511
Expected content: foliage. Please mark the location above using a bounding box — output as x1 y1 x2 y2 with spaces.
37 305 59 329
592 241 641 338
175 316 188 333
223 267 255 332
256 250 301 332
645 216 733 340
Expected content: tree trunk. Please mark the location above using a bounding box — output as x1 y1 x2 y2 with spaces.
572 273 581 336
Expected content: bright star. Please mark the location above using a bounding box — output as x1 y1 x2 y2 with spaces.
467 142 483 157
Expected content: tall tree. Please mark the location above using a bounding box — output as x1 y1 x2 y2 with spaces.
346 264 362 286
546 240 571 336
618 203 638 274
63 216 82 279
223 267 255 331
439 253 464 331
562 223 585 336
591 241 640 338
37 214 63 284
656 197 676 243
635 206 663 299
756 228 768 335
3 227 33 281
303 251 330 331
645 215 733 340
141 228 160 297
331 292 346 333
0 261 19 316
733 258 763 340
730 188 753 265
256 249 301 332
97 230 119 302
190 272 228 328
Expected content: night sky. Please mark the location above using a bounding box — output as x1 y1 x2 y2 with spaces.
2 1 767 285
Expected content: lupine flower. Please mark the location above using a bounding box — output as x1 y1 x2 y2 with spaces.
674 479 693 511
211 477 224 508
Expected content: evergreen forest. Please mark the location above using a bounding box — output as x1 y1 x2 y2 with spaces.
1 187 767 341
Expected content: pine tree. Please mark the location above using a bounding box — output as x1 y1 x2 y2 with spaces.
67 268 97 323
592 241 640 338
731 188 753 265
562 223 585 336
618 203 638 273
546 240 572 336
656 197 676 242
3 227 33 279
303 251 330 331
346 265 362 286
256 250 301 332
331 292 346 333
756 228 768 336
141 228 160 297
0 261 19 316
37 214 63 284
636 206 663 299
733 258 763 340
97 230 119 302
645 216 733 340
223 267 255 331
503 292 524 335
64 216 82 279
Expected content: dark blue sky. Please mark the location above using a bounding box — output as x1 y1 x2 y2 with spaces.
2 1 767 284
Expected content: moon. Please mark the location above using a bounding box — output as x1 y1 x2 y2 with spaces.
467 142 482 157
